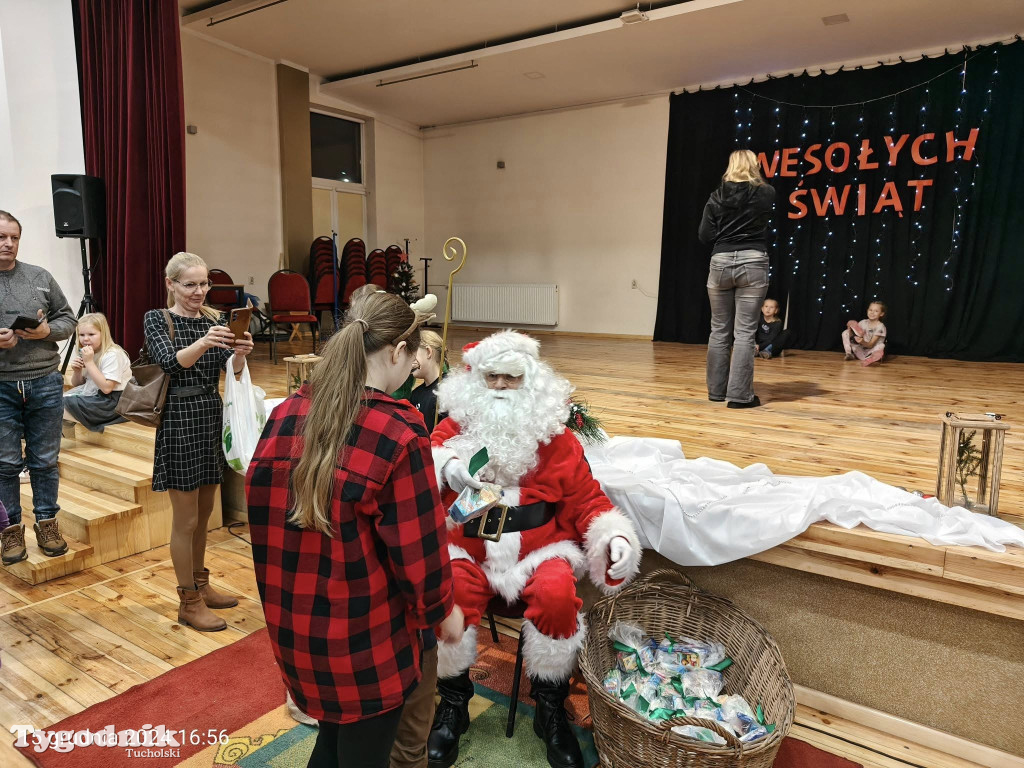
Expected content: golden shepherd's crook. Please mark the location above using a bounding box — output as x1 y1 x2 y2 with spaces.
434 237 467 426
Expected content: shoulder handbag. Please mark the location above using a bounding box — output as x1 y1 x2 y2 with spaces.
115 309 174 428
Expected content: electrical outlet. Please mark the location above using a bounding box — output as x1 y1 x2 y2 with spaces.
631 279 638 289
248 276 255 286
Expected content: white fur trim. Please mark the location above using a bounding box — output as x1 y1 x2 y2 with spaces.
521 614 586 683
448 544 475 562
483 538 585 603
584 509 642 596
437 625 478 678
463 331 539 372
500 487 521 506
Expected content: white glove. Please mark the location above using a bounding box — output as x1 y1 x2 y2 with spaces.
607 536 633 580
442 459 484 493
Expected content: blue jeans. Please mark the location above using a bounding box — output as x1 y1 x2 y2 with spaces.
0 372 64 526
706 251 769 403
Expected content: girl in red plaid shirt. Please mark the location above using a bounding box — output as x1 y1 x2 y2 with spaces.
247 292 464 768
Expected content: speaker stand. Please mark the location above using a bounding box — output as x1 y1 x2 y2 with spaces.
61 239 98 374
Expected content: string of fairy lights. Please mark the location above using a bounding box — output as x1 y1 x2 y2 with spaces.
727 43 1003 312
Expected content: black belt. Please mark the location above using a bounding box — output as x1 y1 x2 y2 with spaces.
168 384 216 397
463 501 555 542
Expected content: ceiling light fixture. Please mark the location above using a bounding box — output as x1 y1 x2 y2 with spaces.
822 13 850 26
620 7 650 25
376 61 478 88
523 71 546 80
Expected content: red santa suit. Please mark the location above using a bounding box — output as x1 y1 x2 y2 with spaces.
431 332 641 682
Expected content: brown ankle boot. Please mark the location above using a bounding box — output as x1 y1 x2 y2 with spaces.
193 568 239 609
1 523 28 565
33 518 69 557
177 585 227 632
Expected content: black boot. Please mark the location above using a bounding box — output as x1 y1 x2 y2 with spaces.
427 671 474 768
531 678 584 768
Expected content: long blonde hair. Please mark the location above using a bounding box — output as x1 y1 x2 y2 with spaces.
165 252 222 321
722 149 765 186
76 312 121 361
290 292 425 535
419 329 449 376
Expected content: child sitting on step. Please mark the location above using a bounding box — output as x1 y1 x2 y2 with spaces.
64 312 132 432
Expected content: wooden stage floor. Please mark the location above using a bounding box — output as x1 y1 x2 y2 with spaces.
257 330 1024 526
0 331 1019 768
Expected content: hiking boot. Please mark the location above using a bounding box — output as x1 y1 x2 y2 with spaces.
176 585 227 632
33 518 68 557
194 567 239 609
531 678 584 768
427 671 474 768
1 523 28 565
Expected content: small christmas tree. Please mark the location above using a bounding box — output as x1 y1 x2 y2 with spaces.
390 259 420 303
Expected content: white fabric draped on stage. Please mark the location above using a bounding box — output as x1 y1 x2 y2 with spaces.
583 436 1024 566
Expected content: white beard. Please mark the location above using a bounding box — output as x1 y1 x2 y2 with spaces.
437 362 572 487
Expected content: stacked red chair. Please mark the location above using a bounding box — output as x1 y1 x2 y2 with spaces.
367 248 388 290
207 268 242 311
308 236 338 325
268 269 319 364
384 245 405 292
340 237 367 305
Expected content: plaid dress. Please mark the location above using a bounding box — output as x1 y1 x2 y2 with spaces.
246 385 453 724
144 309 233 491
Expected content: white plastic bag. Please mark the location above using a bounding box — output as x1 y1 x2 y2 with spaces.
222 360 267 473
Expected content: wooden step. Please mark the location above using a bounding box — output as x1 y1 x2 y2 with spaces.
57 445 153 500
73 421 156 461
4 525 93 585
20 480 144 556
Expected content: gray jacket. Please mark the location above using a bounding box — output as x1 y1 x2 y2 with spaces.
0 261 78 381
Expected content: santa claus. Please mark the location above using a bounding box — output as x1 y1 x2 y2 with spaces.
427 331 642 768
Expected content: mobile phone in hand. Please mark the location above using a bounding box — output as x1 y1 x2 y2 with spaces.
10 315 42 331
227 307 252 340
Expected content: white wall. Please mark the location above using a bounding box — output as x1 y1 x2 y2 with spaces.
181 31 282 302
0 0 85 315
423 97 669 336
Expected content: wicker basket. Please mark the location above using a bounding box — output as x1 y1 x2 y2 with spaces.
580 569 795 768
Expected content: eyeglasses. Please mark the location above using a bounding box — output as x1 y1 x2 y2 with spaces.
173 279 213 291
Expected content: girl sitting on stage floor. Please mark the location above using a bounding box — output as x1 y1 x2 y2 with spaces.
63 312 132 432
755 298 789 359
842 300 887 366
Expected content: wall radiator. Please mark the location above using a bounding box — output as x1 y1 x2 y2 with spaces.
452 284 559 325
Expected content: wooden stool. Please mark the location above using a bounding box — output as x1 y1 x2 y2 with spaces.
284 354 323 394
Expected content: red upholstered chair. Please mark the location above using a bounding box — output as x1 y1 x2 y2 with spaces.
367 248 388 290
207 268 242 311
308 236 339 325
341 237 367 304
268 269 318 364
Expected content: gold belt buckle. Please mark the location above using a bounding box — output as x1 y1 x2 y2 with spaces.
476 504 509 542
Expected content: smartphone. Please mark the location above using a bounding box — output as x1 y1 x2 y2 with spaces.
228 307 252 340
10 315 42 331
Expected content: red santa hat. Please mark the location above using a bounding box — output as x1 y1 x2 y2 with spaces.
462 331 539 376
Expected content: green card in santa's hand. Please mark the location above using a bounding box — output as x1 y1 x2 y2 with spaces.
468 447 489 477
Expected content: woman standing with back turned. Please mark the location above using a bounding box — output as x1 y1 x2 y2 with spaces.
698 149 775 408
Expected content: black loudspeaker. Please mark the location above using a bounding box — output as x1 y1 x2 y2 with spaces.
51 174 105 239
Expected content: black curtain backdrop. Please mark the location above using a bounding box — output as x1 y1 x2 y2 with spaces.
654 41 1024 362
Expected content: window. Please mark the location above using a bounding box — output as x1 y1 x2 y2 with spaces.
310 112 362 184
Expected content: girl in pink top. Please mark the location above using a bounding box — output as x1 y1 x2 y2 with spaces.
842 301 887 366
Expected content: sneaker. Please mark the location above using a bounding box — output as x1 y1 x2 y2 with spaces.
844 353 855 361
19 468 29 484
1 523 28 565
708 395 725 402
727 395 762 409
759 350 772 359
33 518 69 557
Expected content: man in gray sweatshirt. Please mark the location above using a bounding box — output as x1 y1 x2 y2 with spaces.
0 211 77 564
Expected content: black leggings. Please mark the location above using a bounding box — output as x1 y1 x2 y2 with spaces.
307 704 405 768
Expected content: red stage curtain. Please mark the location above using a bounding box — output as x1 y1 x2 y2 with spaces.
75 0 186 355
